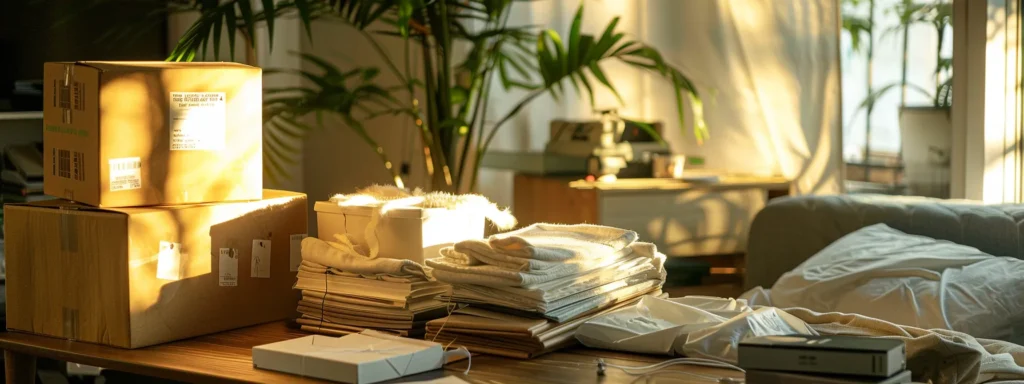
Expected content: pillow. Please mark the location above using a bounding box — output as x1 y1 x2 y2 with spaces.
770 223 1024 342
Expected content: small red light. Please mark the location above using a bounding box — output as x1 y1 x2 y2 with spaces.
585 175 596 182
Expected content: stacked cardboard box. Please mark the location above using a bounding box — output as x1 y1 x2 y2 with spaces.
4 61 306 348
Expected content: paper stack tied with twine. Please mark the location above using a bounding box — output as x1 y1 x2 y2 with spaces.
424 223 667 359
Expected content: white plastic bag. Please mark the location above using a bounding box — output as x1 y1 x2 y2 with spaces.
575 295 816 362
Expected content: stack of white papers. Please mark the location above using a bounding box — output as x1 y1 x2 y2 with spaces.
425 292 664 359
295 261 451 338
438 250 665 322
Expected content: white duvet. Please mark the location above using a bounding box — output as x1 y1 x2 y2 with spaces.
575 295 1024 384
760 223 1024 343
575 224 1024 383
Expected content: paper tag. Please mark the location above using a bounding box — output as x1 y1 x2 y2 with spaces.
251 239 271 278
169 92 226 151
219 248 238 287
108 157 142 191
289 234 307 272
156 241 182 281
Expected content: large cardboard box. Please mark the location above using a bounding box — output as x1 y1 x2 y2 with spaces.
5 190 307 348
42 61 263 207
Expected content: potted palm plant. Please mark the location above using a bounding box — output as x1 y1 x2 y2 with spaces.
894 1 952 198
164 0 707 193
853 0 951 197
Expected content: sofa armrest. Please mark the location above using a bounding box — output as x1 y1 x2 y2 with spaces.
744 194 1024 290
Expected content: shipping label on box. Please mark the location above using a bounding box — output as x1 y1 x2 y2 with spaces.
169 92 226 151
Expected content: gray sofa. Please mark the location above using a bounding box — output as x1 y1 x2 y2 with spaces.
744 194 1024 290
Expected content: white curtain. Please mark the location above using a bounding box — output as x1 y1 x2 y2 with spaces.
478 0 843 206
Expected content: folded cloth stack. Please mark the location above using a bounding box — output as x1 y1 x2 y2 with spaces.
424 223 667 358
296 236 452 338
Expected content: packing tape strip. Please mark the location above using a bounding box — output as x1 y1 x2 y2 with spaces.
60 204 80 340
61 64 74 124
59 205 78 253
63 307 79 341
62 63 72 86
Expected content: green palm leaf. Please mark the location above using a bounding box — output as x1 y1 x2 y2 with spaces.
471 2 705 188
259 54 413 183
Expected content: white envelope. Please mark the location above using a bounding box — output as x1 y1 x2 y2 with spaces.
253 330 445 384
574 295 817 362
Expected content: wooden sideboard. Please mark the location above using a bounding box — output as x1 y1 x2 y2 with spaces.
512 174 791 258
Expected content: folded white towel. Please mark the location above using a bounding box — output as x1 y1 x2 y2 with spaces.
452 239 632 272
487 223 638 262
301 237 427 278
427 242 661 288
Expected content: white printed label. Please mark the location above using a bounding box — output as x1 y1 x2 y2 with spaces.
169 92 226 151
251 239 271 278
219 248 239 287
289 234 307 272
108 157 142 191
156 241 182 281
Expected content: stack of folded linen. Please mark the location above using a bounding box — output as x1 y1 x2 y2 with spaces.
296 236 452 338
424 223 666 358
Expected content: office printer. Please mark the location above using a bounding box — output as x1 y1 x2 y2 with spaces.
544 110 669 179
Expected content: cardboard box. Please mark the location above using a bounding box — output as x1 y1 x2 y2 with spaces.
314 201 483 263
42 61 263 207
5 190 307 348
253 331 445 383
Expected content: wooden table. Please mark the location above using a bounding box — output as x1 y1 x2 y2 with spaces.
0 321 743 383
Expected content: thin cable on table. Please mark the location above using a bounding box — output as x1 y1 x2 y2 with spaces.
630 371 744 384
597 357 745 384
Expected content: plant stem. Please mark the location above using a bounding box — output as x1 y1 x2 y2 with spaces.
458 64 493 191
419 16 452 191
403 35 431 180
470 89 545 190
898 1 909 104
436 1 455 167
864 0 875 177
457 8 512 191
934 18 944 106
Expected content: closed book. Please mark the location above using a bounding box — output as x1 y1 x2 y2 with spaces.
745 369 912 384
738 335 905 378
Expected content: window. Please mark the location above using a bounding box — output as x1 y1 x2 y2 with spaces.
841 0 953 198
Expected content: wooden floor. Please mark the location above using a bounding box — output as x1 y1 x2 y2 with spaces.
0 321 745 384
